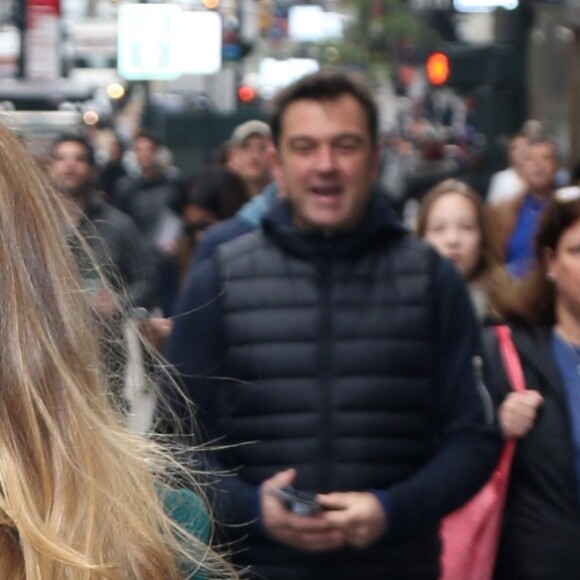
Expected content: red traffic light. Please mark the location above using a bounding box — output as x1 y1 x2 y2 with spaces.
426 52 450 86
237 85 256 103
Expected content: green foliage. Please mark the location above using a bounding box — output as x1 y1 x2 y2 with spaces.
338 0 442 63
317 40 369 68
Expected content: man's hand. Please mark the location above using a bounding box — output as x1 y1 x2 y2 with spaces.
317 492 386 549
499 390 543 439
159 240 178 257
90 288 118 318
261 469 345 552
140 317 172 351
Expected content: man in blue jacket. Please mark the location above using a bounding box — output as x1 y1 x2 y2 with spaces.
163 71 500 580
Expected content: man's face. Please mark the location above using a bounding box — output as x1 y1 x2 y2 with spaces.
51 141 95 198
272 94 379 235
523 142 558 195
230 134 271 186
134 137 157 172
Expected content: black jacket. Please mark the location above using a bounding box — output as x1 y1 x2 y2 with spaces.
76 193 157 309
485 325 580 579
112 171 182 255
165 194 500 580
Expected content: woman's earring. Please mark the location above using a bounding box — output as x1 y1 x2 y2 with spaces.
547 271 555 282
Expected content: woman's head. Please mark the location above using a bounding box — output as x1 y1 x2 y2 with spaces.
183 164 249 237
503 187 580 326
417 179 497 280
533 188 580 325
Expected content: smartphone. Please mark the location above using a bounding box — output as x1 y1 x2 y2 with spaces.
269 486 324 516
131 307 150 320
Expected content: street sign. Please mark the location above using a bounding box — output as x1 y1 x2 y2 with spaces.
454 0 519 11
117 5 221 81
26 0 61 80
179 11 222 75
71 20 118 59
288 6 343 42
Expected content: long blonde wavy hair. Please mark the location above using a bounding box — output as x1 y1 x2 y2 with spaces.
0 120 236 578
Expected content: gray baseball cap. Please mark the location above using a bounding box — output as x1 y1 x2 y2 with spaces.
230 120 271 146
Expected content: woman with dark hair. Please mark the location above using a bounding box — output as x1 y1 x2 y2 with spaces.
486 186 580 578
416 179 515 324
179 165 249 282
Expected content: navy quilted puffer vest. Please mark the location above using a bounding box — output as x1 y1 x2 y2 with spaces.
212 200 442 579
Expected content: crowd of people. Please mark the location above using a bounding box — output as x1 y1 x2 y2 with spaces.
2 69 580 579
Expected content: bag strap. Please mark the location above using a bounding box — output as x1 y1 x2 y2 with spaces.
495 325 526 394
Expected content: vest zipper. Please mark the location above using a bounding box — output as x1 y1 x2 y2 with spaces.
318 255 334 492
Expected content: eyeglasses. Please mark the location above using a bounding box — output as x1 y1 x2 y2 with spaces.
554 186 580 203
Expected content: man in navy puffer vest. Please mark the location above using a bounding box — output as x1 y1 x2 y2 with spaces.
163 71 501 580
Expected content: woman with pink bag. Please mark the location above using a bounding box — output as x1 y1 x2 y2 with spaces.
485 187 580 579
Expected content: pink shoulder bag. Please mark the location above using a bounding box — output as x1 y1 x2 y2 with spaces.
439 325 526 580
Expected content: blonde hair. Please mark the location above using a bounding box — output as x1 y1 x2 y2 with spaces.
0 120 236 578
416 179 516 320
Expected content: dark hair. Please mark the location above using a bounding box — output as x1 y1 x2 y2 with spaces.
182 165 249 221
505 131 527 153
269 71 379 147
506 196 580 325
51 133 95 166
210 141 234 166
134 129 162 149
526 135 559 162
111 133 127 155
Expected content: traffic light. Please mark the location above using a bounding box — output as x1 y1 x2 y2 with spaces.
223 40 254 62
237 85 257 104
426 52 450 86
426 44 518 89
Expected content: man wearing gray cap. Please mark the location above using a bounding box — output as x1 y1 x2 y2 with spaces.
228 119 272 197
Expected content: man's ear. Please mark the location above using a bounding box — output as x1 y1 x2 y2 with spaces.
270 147 287 198
47 158 57 181
544 246 556 280
227 147 240 173
370 146 381 180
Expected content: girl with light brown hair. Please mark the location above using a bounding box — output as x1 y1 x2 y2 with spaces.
416 178 515 324
0 121 237 579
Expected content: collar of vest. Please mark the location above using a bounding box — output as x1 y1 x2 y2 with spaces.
262 189 408 259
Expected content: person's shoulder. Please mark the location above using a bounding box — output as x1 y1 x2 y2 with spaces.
161 486 210 542
484 323 550 353
93 198 141 232
204 216 253 246
490 167 515 184
509 323 552 349
423 249 473 311
217 228 266 262
114 174 137 192
194 216 254 264
498 192 526 211
488 192 525 222
388 231 438 260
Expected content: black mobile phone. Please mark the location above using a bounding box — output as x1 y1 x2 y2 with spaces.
269 486 323 516
131 307 150 320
